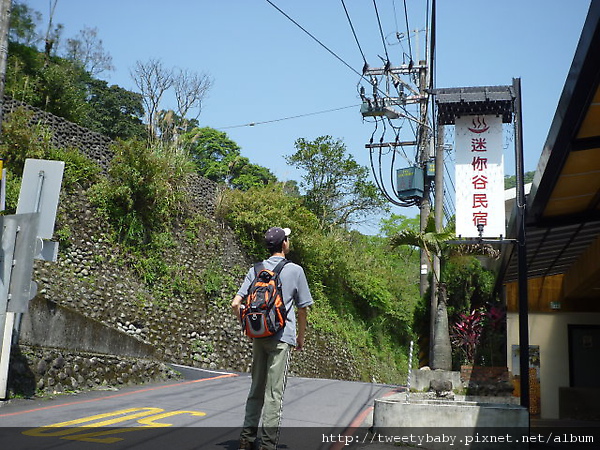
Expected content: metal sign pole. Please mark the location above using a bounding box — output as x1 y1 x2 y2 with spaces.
513 78 530 413
0 311 14 397
0 159 63 399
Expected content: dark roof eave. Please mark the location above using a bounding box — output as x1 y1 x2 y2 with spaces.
526 0 600 223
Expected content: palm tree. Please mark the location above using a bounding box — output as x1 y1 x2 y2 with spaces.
391 214 454 370
390 215 500 370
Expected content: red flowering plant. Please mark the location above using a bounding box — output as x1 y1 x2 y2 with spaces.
451 308 485 365
452 305 506 366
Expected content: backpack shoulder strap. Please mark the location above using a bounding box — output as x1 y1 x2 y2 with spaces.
272 258 289 276
253 262 264 277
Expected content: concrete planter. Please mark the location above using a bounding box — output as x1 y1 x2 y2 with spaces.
410 368 462 392
373 393 528 449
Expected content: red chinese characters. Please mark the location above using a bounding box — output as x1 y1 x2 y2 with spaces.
455 115 505 238
471 137 489 227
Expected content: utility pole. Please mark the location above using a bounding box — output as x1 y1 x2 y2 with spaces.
415 58 436 362
417 59 432 297
429 122 444 363
360 2 437 365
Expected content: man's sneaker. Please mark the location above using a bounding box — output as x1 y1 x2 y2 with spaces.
238 438 253 450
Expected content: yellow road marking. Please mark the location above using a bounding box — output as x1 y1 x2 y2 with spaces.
23 407 207 444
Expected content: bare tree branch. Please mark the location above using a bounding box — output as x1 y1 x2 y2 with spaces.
174 68 213 120
131 58 174 142
64 26 114 76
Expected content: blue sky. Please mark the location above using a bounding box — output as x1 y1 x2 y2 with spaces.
34 0 592 232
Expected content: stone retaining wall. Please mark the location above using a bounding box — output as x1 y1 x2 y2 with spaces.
8 345 180 397
2 97 363 398
2 98 114 172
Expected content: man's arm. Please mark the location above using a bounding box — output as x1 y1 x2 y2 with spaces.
232 267 254 320
231 294 243 320
295 306 308 351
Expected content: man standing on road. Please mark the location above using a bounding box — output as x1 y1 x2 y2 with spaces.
231 226 313 450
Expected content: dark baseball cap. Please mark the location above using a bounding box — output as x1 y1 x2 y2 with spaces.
264 227 291 247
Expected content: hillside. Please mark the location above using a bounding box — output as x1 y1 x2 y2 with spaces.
4 98 400 398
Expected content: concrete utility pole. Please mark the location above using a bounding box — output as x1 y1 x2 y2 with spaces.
417 60 432 299
429 122 445 361
414 58 437 361
0 0 12 134
360 3 437 365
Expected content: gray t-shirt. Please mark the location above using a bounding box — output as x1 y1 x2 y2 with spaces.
237 256 313 346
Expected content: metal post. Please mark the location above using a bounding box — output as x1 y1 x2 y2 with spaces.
0 310 14 398
0 163 6 211
513 77 530 412
405 340 414 403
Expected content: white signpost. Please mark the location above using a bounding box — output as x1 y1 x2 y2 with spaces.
455 115 506 238
0 159 64 399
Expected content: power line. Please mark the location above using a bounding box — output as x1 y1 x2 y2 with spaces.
372 0 390 64
392 0 401 39
217 104 360 130
265 0 363 79
266 0 395 103
341 0 368 70
403 0 413 62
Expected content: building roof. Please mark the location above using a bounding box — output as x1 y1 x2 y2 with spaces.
433 85 514 125
501 1 600 309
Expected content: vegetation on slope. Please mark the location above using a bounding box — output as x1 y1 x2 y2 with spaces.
1 1 504 382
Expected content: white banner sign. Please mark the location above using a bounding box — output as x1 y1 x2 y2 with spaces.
455 115 505 238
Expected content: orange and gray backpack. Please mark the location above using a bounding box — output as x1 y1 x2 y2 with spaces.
240 259 289 338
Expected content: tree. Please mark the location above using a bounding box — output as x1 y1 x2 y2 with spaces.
38 59 89 123
285 135 387 228
504 170 535 189
64 26 114 76
156 109 198 144
131 59 213 143
173 68 212 124
391 214 454 370
85 78 145 140
391 214 502 370
228 157 277 191
183 127 276 189
42 0 62 62
0 0 12 134
131 58 174 141
379 213 420 239
8 1 41 46
89 139 193 246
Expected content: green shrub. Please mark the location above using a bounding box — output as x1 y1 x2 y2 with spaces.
0 106 49 175
47 146 101 191
0 106 101 211
219 183 420 383
88 139 194 246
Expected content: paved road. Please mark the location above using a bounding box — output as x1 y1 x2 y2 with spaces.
0 365 400 449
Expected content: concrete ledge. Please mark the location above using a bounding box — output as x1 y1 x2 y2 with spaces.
373 393 529 448
375 394 528 427
19 297 156 359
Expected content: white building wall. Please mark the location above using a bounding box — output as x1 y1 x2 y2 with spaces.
507 312 600 419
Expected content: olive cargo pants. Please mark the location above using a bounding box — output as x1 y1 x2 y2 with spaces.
240 338 292 450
